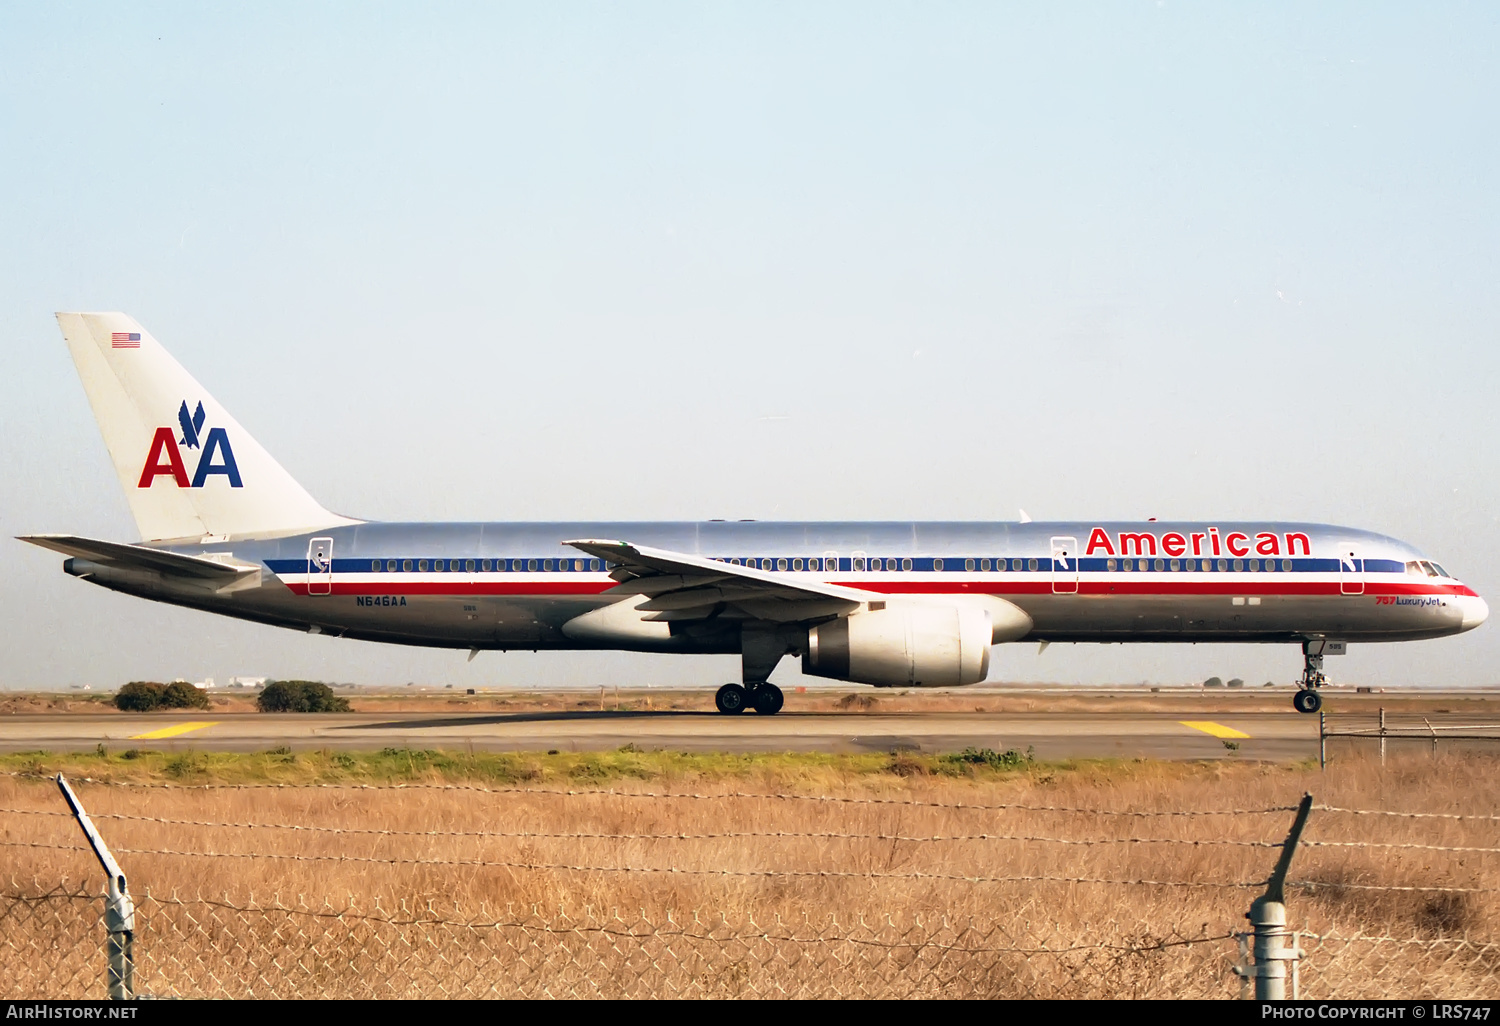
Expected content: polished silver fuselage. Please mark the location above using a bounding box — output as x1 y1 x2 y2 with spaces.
66 520 1486 654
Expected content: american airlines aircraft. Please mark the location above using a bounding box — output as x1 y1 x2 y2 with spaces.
22 314 1487 716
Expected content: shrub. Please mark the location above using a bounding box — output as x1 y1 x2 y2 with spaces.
115 682 163 712
257 680 351 713
115 681 212 712
163 680 212 709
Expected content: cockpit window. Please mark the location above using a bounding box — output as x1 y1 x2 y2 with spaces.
1420 560 1440 577
1406 561 1425 576
1434 564 1451 578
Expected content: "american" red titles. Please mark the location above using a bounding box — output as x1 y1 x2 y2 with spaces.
1085 528 1311 559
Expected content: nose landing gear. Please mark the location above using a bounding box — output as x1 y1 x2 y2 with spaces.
1293 640 1328 714
1292 689 1322 714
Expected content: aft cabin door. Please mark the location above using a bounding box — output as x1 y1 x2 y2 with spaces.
1051 536 1079 594
1339 547 1364 596
307 537 333 596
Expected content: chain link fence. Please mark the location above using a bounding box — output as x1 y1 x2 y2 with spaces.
0 884 1239 998
6 884 1499 999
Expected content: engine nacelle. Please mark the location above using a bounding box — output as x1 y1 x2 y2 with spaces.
802 602 991 687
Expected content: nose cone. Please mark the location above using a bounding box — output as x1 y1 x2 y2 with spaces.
1458 594 1489 632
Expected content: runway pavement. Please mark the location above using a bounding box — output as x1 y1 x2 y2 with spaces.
5 692 1496 760
0 707 1327 759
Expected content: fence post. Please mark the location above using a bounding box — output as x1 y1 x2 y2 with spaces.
1237 792 1311 1000
1319 710 1326 770
1379 706 1386 766
56 774 135 1000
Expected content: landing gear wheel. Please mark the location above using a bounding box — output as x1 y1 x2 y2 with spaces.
715 683 748 715
1293 689 1322 714
751 683 785 716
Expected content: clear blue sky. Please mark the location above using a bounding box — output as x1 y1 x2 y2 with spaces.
3 3 1497 689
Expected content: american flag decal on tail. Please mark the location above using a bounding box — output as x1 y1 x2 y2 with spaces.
111 332 141 348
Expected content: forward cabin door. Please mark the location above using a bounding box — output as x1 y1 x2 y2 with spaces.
1339 546 1364 596
1051 536 1079 594
307 536 334 596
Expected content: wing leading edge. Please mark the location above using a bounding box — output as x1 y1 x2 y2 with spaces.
564 538 874 624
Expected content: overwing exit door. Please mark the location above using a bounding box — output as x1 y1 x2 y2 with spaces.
308 537 333 596
1051 536 1079 594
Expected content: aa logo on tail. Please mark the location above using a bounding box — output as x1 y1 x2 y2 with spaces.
138 400 242 488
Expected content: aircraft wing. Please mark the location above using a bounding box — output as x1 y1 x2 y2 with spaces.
564 538 872 623
18 534 260 581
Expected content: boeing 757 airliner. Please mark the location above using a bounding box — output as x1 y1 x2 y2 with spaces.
21 314 1488 716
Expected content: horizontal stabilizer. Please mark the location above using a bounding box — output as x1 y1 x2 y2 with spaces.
18 534 259 580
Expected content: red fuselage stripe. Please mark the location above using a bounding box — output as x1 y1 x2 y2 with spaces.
282 579 1478 599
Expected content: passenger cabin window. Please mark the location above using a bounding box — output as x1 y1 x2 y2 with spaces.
980 558 990 571
371 561 380 572
933 558 944 571
1233 559 1244 572
402 559 413 572
1283 559 1293 572
1217 559 1227 572
902 558 913 571
965 558 975 571
1154 558 1164 571
1027 558 1038 572
388 560 397 572
527 559 537 571
793 558 804 571
1169 559 1179 571
1107 558 1117 571
418 560 428 572
543 559 553 571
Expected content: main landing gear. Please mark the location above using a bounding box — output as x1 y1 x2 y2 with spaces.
1293 640 1327 715
715 682 785 716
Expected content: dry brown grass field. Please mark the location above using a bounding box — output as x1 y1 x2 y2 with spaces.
2 747 1499 998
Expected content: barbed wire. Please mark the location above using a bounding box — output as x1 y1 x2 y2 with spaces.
0 839 1265 888
2 774 1298 817
1315 804 1500 822
0 807 1285 847
1288 880 1499 894
1301 839 1500 854
15 803 1500 854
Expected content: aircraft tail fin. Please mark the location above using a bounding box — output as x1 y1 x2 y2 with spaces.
55 312 358 542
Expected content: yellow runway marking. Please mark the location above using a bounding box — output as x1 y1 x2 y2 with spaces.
129 722 219 740
1179 721 1251 739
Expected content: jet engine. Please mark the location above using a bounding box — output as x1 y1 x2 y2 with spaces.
802 602 992 687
